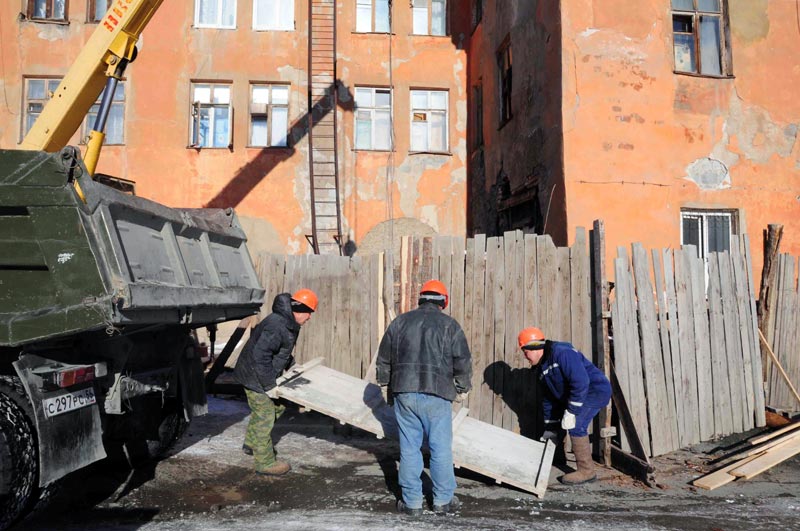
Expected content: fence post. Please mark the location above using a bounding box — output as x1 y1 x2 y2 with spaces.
591 220 612 466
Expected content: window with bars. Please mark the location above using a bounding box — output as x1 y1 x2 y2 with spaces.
354 87 392 151
411 0 446 36
87 0 109 22
410 89 448 153
23 77 61 138
253 0 294 31
27 0 67 22
190 83 232 148
355 0 390 33
497 36 512 126
681 210 737 258
195 0 236 29
83 81 126 145
472 82 483 151
249 84 289 147
671 0 731 76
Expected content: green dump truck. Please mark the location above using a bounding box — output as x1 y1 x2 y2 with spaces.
0 147 264 527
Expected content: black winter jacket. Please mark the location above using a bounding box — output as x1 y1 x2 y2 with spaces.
376 302 472 401
233 293 300 393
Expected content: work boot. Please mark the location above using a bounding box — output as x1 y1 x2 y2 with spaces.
433 495 461 514
396 499 423 516
560 436 596 485
242 444 253 456
255 460 291 476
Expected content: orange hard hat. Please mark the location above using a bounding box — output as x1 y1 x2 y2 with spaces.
420 279 449 309
518 327 546 349
291 288 318 312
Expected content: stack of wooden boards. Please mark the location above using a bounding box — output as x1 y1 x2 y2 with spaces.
693 421 800 490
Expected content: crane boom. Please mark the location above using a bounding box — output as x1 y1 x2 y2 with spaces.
20 0 163 171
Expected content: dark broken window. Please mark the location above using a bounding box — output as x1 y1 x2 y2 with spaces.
671 0 730 76
497 36 512 126
681 210 736 258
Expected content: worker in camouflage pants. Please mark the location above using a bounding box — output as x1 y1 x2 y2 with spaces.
233 289 317 476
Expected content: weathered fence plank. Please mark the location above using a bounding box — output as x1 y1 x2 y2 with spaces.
652 249 680 450
481 237 499 425
689 253 714 441
708 253 733 437
662 249 685 446
731 242 756 431
632 243 675 456
743 236 766 426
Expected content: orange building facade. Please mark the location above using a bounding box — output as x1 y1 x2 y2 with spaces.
0 1 469 257
468 1 799 280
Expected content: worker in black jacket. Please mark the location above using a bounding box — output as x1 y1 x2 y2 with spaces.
233 289 317 476
377 280 472 516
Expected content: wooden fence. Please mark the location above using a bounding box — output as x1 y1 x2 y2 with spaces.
611 237 766 458
762 252 800 411
254 229 592 436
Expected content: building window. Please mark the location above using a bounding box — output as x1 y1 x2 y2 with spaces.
27 0 67 22
23 77 61 138
472 82 483 151
190 83 232 148
253 0 294 31
412 0 446 36
410 89 448 153
195 0 236 29
671 0 730 76
83 81 125 145
249 84 289 147
356 0 390 33
497 36 512 126
354 87 391 151
681 210 736 258
88 0 110 22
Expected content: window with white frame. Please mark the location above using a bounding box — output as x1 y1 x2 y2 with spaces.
253 0 294 31
355 87 391 151
83 81 126 145
23 77 61 138
410 89 447 153
190 83 232 148
250 84 289 147
195 0 236 29
356 0 390 33
681 209 736 258
87 0 110 22
28 0 67 21
412 0 446 36
671 0 731 76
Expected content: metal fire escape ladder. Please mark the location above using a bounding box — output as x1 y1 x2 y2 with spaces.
307 0 343 255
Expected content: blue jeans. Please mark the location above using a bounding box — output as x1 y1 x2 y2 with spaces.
568 405 603 438
393 392 456 509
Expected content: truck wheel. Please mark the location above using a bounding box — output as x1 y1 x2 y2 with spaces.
145 406 188 459
0 377 38 531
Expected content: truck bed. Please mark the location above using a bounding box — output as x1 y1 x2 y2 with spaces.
0 148 265 346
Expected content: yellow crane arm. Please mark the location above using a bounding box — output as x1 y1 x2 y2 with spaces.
20 0 163 174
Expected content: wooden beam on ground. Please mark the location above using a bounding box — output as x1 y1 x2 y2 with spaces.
692 453 761 490
758 329 800 407
610 445 656 486
729 434 800 479
748 420 800 446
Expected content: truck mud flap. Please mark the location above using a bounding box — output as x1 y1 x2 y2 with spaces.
13 355 106 487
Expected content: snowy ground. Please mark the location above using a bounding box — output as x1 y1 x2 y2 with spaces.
18 396 800 531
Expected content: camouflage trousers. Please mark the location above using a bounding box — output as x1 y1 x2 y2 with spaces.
244 389 286 471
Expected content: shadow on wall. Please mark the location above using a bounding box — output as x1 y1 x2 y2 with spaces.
204 81 354 210
483 361 542 439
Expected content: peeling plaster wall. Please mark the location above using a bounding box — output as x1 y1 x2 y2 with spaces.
0 1 469 258
335 3 469 253
561 0 800 281
466 0 567 243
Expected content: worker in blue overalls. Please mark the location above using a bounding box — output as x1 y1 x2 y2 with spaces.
518 327 611 485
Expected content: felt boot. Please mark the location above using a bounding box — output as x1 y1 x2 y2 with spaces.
560 436 596 485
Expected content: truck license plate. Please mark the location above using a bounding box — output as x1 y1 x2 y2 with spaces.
43 387 96 418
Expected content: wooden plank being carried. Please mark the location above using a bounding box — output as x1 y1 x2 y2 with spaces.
272 358 555 497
